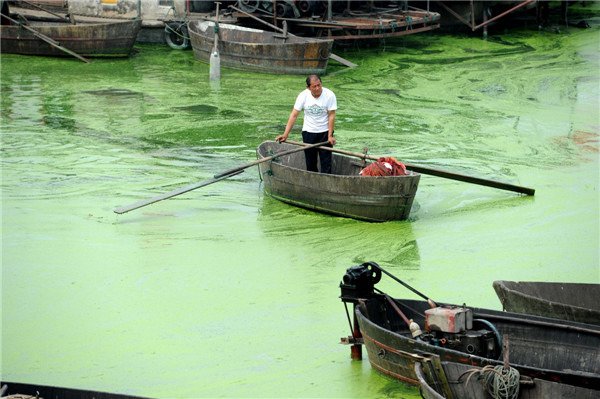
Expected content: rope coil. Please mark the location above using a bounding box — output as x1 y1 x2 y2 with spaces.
459 365 520 399
484 365 520 399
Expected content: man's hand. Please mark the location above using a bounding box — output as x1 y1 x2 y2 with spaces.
328 136 336 146
276 134 287 143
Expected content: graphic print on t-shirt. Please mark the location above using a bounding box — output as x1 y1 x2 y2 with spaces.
307 104 325 116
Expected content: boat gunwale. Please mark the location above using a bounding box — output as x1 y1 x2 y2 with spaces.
257 141 420 182
188 20 334 45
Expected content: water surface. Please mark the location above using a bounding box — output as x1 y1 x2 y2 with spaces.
1 9 599 399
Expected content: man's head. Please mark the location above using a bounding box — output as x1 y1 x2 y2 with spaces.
306 74 323 98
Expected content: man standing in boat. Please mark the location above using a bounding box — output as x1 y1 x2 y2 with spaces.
276 75 337 174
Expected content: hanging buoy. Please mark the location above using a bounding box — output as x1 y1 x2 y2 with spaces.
209 3 221 82
165 22 189 50
209 46 220 81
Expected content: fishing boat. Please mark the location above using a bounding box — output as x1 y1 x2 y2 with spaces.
339 262 600 398
0 12 141 58
493 280 600 326
0 381 150 399
256 141 420 222
188 21 333 75
413 359 600 399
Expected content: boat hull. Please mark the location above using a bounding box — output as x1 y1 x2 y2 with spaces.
0 381 150 399
493 280 600 326
188 21 333 75
356 297 600 394
257 141 420 222
415 360 600 399
0 19 141 57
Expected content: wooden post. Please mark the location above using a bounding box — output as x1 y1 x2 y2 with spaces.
350 304 362 360
483 2 488 38
470 0 475 31
503 335 510 370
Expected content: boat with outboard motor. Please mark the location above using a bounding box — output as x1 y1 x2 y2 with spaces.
339 262 600 398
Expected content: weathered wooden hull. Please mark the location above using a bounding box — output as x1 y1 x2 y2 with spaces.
188 21 333 75
0 381 150 399
415 360 599 399
493 280 600 326
356 297 600 397
0 19 141 57
256 141 420 222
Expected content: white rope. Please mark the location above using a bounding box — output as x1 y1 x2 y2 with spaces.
484 365 520 399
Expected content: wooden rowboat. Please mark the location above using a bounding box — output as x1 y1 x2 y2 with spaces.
493 280 600 326
256 141 420 222
340 262 600 398
0 18 141 58
0 381 150 399
414 360 599 399
188 21 333 75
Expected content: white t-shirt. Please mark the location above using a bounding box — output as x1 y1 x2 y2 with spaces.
293 87 338 133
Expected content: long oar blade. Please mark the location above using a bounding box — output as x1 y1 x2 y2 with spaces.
114 141 327 215
113 170 244 214
402 163 535 195
285 140 535 196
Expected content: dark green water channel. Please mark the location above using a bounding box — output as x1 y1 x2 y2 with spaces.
2 10 599 399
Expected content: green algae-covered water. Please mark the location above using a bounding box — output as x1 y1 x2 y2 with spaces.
2 10 599 399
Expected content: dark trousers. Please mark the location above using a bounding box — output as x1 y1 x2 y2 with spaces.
302 131 333 174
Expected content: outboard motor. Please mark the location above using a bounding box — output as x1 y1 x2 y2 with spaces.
340 262 381 304
340 262 382 360
339 261 501 362
422 305 500 359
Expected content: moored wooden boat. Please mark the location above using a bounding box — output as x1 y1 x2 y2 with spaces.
0 17 141 58
188 21 333 75
339 262 600 398
256 141 420 222
493 280 600 326
414 360 599 399
0 381 150 399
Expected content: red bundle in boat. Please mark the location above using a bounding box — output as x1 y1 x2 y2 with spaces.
360 157 407 176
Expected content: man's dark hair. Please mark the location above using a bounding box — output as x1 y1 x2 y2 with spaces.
306 74 322 86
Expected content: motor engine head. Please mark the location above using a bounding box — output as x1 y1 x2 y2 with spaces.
340 262 382 303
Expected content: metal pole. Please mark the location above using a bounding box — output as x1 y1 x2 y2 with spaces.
473 0 535 31
483 0 488 38
470 0 475 31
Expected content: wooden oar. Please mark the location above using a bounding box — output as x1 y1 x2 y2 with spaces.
285 140 535 196
0 13 90 63
114 141 328 214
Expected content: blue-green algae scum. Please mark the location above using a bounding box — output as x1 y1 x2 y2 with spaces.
1 6 598 399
